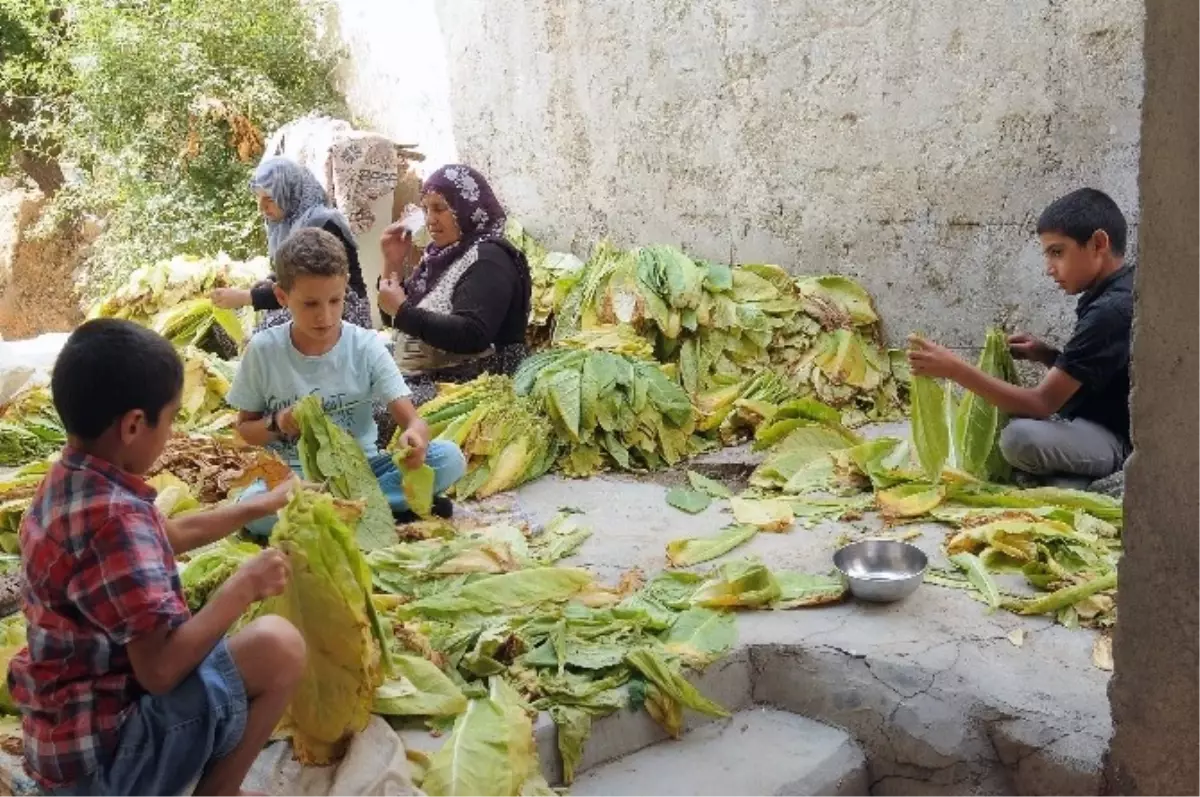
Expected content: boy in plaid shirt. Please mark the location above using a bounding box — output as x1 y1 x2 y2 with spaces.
8 319 307 796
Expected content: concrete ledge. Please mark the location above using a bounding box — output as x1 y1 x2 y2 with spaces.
571 707 868 796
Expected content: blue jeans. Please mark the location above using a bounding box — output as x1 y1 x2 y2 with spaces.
53 641 246 796
240 440 467 538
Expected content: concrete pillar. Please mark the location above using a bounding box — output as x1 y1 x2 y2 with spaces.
1103 0 1198 794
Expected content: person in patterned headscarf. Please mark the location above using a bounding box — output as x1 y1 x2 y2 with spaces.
210 157 373 333
377 164 533 407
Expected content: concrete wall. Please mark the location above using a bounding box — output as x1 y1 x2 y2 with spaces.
425 0 1142 347
1104 0 1198 793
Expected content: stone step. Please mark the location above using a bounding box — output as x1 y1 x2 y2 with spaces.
569 707 869 796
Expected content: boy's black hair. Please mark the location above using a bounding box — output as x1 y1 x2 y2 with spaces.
1036 188 1128 256
51 319 184 440
274 227 349 290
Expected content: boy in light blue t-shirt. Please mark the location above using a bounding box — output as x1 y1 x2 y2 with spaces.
227 227 465 531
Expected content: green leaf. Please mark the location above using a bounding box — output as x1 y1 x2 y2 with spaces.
423 678 537 796
665 487 712 514
294 395 395 550
949 552 1002 610
662 607 737 667
730 497 794 532
690 559 781 609
876 482 946 520
394 447 436 518
626 648 729 718
686 470 733 498
549 704 592 785
910 373 951 482
373 655 468 717
773 571 848 608
666 525 758 567
407 568 594 616
1006 571 1118 616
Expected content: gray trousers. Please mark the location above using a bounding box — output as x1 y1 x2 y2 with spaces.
999 417 1130 482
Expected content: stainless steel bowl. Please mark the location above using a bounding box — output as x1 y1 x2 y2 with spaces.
833 539 928 603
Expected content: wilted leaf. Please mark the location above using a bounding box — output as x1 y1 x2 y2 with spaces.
690 559 781 608
774 571 848 608
408 568 594 616
423 678 536 796
1091 634 1113 671
876 482 945 520
666 525 758 568
626 648 729 718
550 704 592 785
950 552 1002 610
730 497 794 532
666 487 712 515
373 655 468 717
687 470 733 498
662 607 737 667
1006 628 1025 647
910 372 951 482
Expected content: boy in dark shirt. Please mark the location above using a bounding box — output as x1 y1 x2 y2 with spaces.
908 188 1133 487
9 319 307 796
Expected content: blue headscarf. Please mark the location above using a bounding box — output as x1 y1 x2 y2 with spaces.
249 157 356 257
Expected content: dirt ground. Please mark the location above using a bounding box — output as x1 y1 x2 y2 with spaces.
0 183 87 341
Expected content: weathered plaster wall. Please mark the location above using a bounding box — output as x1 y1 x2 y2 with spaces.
1104 0 1198 793
329 0 459 174
333 0 1142 346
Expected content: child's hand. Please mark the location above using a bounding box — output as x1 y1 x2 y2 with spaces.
235 549 291 602
397 428 428 468
907 335 964 379
277 406 300 438
1007 332 1056 365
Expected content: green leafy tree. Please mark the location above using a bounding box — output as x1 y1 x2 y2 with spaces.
1 0 345 292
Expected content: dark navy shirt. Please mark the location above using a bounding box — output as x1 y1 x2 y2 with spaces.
1055 264 1134 441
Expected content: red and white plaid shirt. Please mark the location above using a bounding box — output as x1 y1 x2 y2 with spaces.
7 447 189 790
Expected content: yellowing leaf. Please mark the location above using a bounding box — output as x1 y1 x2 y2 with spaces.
730 497 794 532
1091 634 1114 671
910 372 951 482
408 568 594 616
666 525 758 567
626 647 729 719
423 678 537 797
260 489 384 765
393 446 436 518
662 607 737 667
774 571 848 608
690 559 781 608
373 655 467 717
876 482 945 520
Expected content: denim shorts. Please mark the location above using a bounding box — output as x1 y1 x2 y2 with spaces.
55 640 247 796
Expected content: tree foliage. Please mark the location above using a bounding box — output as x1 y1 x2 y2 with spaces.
0 0 345 292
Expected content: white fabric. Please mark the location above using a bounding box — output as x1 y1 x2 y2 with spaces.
0 332 69 404
244 717 424 796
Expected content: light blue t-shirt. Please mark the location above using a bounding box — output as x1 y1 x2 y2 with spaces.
226 322 410 469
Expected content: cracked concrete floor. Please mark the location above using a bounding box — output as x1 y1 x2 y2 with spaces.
487 464 1112 795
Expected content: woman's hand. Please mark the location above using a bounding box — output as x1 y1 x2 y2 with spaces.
210 288 252 309
381 223 414 274
378 276 407 317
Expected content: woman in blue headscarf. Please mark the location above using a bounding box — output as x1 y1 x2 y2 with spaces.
210 157 373 331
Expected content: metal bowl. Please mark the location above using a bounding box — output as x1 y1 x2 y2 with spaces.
833 539 928 603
